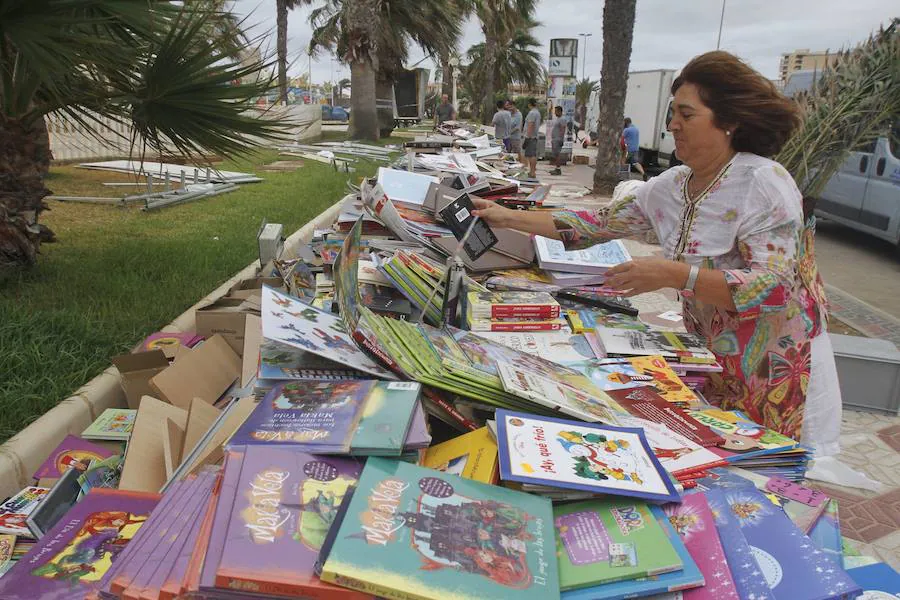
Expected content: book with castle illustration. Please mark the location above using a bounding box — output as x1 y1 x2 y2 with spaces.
211 446 368 599
229 380 421 455
320 456 559 600
0 488 159 600
494 410 681 503
554 499 683 592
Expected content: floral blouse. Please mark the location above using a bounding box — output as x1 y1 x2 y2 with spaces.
553 153 828 438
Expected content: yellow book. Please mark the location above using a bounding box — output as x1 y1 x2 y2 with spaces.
421 427 498 483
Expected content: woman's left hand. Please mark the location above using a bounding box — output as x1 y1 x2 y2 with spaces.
604 258 688 296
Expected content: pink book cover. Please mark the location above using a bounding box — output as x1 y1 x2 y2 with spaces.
140 332 203 353
32 435 116 479
664 493 739 600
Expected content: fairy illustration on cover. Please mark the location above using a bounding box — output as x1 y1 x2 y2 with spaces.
271 381 363 411
30 511 146 584
557 431 645 484
288 475 357 551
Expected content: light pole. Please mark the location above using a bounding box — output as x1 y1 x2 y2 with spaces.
449 57 460 110
716 0 727 49
578 33 593 79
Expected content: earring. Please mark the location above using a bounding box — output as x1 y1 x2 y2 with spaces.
726 130 732 136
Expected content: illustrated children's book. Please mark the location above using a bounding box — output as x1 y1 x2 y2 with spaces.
422 427 499 483
717 487 861 600
257 339 367 382
0 488 159 600
663 493 739 600
554 499 683 591
686 409 799 461
229 380 421 455
0 487 49 537
0 534 14 577
847 561 900 596
214 447 367 599
81 409 136 441
320 457 559 600
32 435 116 479
567 308 648 333
495 410 681 503
606 387 723 448
613 415 724 475
473 330 596 366
606 355 701 406
561 504 705 600
592 328 717 365
534 236 631 274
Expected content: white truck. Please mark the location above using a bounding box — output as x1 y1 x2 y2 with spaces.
586 69 679 170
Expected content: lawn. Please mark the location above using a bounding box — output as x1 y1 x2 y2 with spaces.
0 145 391 443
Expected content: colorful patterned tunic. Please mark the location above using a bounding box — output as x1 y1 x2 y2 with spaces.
552 153 828 438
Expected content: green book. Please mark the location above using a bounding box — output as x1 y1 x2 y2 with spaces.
80 408 136 441
351 381 421 455
322 457 560 600
554 499 682 591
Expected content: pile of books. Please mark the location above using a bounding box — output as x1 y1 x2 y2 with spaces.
466 290 567 332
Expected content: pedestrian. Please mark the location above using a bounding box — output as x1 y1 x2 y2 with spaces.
471 50 841 457
623 117 646 180
522 97 541 180
549 105 566 176
435 94 456 125
491 100 512 152
508 101 523 161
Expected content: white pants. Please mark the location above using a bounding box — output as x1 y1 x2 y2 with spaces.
801 333 843 457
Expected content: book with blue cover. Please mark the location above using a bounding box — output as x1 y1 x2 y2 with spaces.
846 561 900 596
719 487 862 600
561 505 704 600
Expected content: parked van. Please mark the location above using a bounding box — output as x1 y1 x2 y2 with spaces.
814 124 900 247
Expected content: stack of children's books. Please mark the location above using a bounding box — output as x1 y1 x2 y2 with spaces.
466 291 567 332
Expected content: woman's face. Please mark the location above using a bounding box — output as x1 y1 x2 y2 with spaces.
668 83 732 168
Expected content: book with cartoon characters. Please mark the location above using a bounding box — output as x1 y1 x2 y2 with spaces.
495 410 681 503
0 487 48 537
686 409 800 462
81 409 136 441
0 488 159 600
422 427 499 484
592 328 716 365
212 447 367 598
32 435 115 480
320 457 559 600
554 499 682 591
606 387 723 447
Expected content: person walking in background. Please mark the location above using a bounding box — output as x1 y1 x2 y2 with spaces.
549 105 567 176
522 97 541 180
623 117 646 180
435 94 456 125
508 101 523 161
491 100 512 152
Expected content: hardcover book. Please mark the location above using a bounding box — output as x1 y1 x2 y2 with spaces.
81 409 137 441
534 236 631 274
554 499 682 591
593 328 716 365
32 435 116 479
468 291 561 319
0 487 49 537
0 488 158 600
846 562 900 596
495 410 681 503
422 427 499 483
321 457 560 600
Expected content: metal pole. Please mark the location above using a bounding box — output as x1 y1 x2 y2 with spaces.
582 36 587 79
716 0 726 49
452 70 458 110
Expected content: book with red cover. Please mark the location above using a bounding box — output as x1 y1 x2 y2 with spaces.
467 315 567 332
607 387 724 447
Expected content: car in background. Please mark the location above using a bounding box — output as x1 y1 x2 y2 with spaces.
321 105 349 122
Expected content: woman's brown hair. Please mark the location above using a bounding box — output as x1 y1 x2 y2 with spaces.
672 51 801 157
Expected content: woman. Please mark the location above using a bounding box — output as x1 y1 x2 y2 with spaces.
473 51 841 457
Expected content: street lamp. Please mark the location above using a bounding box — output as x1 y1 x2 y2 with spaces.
716 0 727 49
449 57 460 110
578 33 593 79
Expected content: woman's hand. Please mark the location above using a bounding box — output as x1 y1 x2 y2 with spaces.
470 197 516 229
604 258 689 296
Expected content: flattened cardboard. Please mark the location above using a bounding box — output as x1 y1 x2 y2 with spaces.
162 418 185 479
149 335 241 409
431 227 534 271
240 315 262 388
194 298 260 356
119 396 188 493
185 396 257 475
111 350 171 410
182 398 221 462
227 277 284 300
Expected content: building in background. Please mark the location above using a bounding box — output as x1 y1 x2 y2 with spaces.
779 48 840 83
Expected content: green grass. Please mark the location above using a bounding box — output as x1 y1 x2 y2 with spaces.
0 146 383 443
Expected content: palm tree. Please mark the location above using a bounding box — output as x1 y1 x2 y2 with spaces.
276 0 303 104
336 78 351 103
465 18 544 97
474 0 537 124
0 2 285 268
575 77 600 133
593 0 636 194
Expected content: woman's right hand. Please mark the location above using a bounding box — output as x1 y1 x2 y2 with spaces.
471 197 515 229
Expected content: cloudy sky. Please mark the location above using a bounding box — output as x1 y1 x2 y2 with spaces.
231 0 896 83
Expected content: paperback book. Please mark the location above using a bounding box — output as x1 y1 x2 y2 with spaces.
0 488 48 537
466 313 568 332
613 414 724 475
534 237 631 275
566 308 647 333
846 562 900 596
686 409 800 461
320 457 560 600
422 427 499 483
606 387 723 448
257 339 366 381
471 331 597 366
495 410 681 503
592 328 717 365
81 409 136 441
468 291 561 319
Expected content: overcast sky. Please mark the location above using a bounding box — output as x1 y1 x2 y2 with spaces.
231 0 897 84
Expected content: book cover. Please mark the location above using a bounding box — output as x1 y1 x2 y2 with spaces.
663 493 740 600
215 446 367 598
403 401 432 450
566 309 647 333
81 409 136 441
606 387 723 447
422 427 499 483
468 291 560 319
229 381 374 452
686 409 799 461
561 505 705 600
0 534 15 576
32 435 116 479
351 381 422 455
621 355 701 406
258 339 364 381
0 487 49 537
321 457 559 600
467 315 567 332
472 331 596 366
534 237 631 274
0 488 158 600
554 499 682 591
807 499 843 567
199 450 246 594
139 332 202 356
613 414 724 475
594 328 717 364
704 490 774 600
847 562 900 596
718 487 861 600
495 410 681 503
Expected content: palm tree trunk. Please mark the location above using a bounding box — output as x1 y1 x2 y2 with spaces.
276 0 289 104
593 0 636 195
349 61 379 141
345 0 381 141
440 50 453 98
375 71 396 138
0 115 55 269
481 34 499 125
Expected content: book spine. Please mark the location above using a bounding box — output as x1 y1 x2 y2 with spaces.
471 321 562 332
471 305 561 319
351 330 404 377
422 388 478 431
321 570 432 600
214 575 359 600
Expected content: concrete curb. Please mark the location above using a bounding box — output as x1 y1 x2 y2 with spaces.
0 199 345 499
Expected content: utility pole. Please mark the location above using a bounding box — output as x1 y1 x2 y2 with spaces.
578 33 593 79
716 0 726 49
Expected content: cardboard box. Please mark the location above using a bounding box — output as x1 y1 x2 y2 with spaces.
227 277 283 300
149 335 241 410
111 350 171 410
119 396 188 493
194 298 260 356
